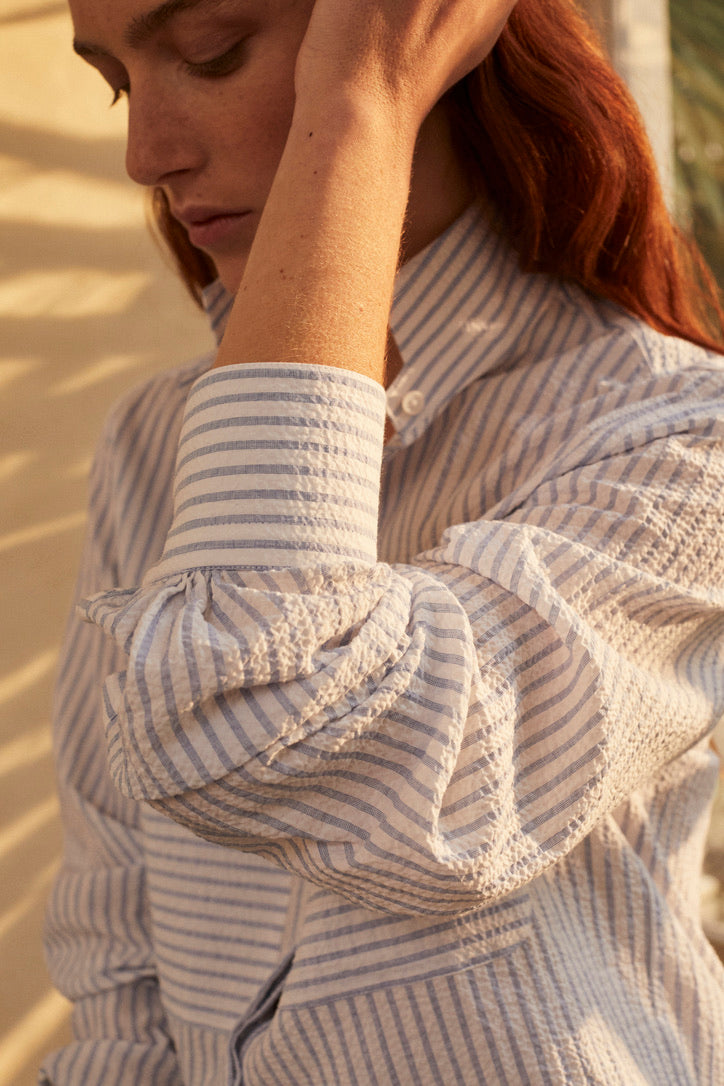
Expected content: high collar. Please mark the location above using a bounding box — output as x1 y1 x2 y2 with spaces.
200 205 571 449
201 279 234 348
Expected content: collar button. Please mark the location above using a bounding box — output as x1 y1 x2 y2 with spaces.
401 390 425 416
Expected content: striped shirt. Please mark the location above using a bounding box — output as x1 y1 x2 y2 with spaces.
43 205 724 1085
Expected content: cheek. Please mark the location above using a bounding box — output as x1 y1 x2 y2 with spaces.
213 82 296 179
208 29 302 172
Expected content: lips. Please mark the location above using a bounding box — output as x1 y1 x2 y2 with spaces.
172 206 252 250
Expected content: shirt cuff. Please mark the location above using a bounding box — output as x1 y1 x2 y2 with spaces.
146 363 387 583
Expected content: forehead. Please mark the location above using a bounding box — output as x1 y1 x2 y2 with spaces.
70 0 257 46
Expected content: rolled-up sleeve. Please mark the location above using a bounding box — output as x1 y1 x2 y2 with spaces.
81 360 724 916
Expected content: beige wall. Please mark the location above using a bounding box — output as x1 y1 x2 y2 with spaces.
1 2 720 1083
0 3 212 1082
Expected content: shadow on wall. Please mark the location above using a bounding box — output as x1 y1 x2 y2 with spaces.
0 4 212 1082
0 0 68 25
1 2 722 1084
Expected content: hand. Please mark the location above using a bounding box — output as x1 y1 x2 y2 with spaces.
214 0 518 380
295 0 517 132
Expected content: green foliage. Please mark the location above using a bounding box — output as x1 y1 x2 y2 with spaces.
671 0 724 286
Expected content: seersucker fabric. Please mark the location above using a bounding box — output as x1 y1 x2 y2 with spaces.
42 205 724 1085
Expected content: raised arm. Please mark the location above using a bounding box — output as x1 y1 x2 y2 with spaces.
83 344 724 917
77 0 724 919
213 0 515 379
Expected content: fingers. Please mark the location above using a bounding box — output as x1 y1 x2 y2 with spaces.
296 0 517 127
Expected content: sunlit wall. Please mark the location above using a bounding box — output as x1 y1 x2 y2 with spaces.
0 3 212 1083
1 2 722 1084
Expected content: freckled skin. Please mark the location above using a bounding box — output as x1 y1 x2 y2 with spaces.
69 0 314 291
68 0 471 294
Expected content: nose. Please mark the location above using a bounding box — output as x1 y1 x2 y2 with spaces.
125 81 204 187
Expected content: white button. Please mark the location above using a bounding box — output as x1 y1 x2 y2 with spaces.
401 390 425 416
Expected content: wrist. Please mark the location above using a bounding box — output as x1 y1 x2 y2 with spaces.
213 80 414 381
291 77 421 165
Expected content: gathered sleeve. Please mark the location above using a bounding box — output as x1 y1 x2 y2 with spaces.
81 360 724 917
42 415 183 1085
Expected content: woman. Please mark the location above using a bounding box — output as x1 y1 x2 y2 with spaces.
43 0 724 1082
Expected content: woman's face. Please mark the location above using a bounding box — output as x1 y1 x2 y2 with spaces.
69 0 317 291
69 0 471 293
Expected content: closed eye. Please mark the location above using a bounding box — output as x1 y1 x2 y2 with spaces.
183 39 247 78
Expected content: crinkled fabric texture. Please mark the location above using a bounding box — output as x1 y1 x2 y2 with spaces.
45 208 724 1085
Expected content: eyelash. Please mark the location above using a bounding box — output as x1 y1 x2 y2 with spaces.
109 40 245 105
183 40 247 78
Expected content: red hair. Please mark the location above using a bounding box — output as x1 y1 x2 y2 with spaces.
149 188 216 305
152 0 724 352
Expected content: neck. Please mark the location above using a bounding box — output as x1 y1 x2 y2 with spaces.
401 104 474 264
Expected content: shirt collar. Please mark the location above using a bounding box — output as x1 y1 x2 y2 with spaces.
201 203 540 448
387 202 534 447
201 279 234 347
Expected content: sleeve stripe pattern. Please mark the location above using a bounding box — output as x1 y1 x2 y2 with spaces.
51 205 724 1084
147 364 387 579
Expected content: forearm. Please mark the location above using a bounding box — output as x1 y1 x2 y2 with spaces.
211 0 516 378
214 93 415 382
83 366 724 914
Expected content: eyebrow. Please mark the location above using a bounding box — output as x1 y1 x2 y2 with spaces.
73 0 221 58
125 0 211 48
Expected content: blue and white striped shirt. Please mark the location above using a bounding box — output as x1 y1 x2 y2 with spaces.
43 206 724 1084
